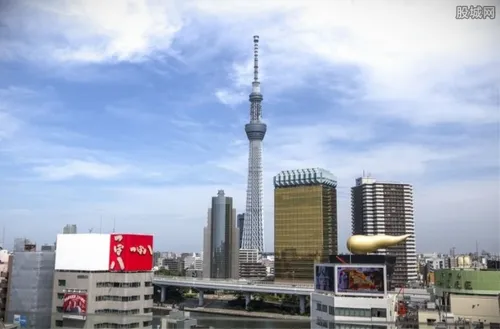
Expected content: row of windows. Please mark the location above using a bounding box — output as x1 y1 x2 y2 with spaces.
95 309 141 315
94 323 141 329
315 302 388 318
316 319 388 329
58 280 153 288
56 320 152 328
96 295 140 302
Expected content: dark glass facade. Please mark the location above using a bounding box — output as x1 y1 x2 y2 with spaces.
274 184 338 282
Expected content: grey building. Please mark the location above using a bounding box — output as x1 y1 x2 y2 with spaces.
237 214 245 249
62 224 77 234
6 251 56 329
51 271 153 328
203 190 239 279
351 175 418 287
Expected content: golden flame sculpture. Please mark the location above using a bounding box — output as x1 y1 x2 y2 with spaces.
346 234 411 254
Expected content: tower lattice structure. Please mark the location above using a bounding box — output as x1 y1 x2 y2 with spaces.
241 35 266 253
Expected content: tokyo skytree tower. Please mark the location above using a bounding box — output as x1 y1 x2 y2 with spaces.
241 35 266 253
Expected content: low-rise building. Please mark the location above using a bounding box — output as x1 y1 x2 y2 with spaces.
311 293 398 329
418 268 500 328
50 233 154 329
311 262 399 329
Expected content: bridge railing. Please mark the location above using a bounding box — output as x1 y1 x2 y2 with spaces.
153 275 313 288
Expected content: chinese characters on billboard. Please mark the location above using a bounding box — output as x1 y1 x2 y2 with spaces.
62 293 87 320
336 265 386 296
314 264 335 293
109 234 153 272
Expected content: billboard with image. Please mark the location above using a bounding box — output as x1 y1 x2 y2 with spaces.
335 264 386 296
62 293 87 320
314 263 335 293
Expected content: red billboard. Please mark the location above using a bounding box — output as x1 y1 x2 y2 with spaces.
62 293 87 320
109 234 153 272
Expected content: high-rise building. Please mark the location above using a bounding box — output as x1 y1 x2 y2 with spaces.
351 175 418 287
62 224 77 234
273 168 338 282
51 233 154 328
203 190 239 279
241 35 266 253
237 214 245 249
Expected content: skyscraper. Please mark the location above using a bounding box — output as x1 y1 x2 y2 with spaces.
203 190 240 279
273 168 338 282
237 213 245 249
351 175 418 287
62 224 77 234
241 35 266 253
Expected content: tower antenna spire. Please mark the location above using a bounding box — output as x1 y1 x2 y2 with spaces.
253 35 259 83
242 35 267 253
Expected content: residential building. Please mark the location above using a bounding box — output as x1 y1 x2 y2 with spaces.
351 175 418 287
202 190 239 279
50 233 154 329
5 250 56 329
239 249 259 264
273 168 338 282
62 224 77 234
238 249 266 279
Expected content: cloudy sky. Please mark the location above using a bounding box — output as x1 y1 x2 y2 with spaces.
0 0 499 254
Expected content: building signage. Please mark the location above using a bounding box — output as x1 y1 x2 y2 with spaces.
109 234 154 272
62 293 87 320
334 264 387 297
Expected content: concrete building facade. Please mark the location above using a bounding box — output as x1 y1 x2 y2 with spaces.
426 269 500 326
51 271 153 328
311 292 398 329
351 175 418 287
203 190 239 279
273 168 338 283
50 233 154 329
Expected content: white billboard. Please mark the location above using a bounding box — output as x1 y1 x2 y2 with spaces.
55 234 110 271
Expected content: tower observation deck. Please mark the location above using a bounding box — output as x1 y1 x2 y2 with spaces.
241 35 266 253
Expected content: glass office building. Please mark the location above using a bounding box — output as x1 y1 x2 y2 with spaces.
273 168 338 282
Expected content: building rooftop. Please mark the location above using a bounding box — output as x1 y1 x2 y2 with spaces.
273 168 337 188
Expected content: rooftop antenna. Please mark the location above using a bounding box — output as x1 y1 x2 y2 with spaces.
99 216 102 234
88 228 94 233
112 218 116 233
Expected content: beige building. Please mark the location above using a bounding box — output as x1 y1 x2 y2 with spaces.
51 271 153 328
51 233 155 329
419 269 500 328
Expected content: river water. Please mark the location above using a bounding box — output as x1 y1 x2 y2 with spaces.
153 310 311 329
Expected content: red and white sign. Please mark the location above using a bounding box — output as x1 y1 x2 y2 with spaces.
109 234 154 272
62 293 87 320
55 233 154 272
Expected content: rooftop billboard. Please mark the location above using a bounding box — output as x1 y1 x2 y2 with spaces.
314 263 335 293
55 233 153 272
335 264 387 297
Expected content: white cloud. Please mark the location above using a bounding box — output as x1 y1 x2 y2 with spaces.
2 0 185 63
0 1 498 253
33 160 128 181
200 0 499 125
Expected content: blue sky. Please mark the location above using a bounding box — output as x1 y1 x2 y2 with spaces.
0 0 499 253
